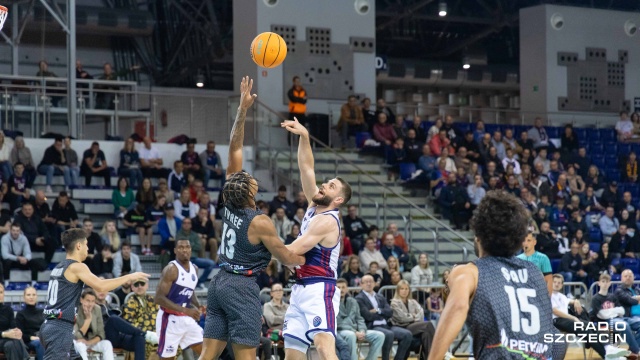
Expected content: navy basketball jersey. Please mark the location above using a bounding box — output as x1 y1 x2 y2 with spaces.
163 260 198 315
218 205 271 276
43 259 84 323
467 256 554 359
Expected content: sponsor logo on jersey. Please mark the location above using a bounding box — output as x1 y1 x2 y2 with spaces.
192 274 196 282
178 288 194 297
313 316 322 327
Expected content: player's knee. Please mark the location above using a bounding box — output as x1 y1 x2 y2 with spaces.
314 334 335 354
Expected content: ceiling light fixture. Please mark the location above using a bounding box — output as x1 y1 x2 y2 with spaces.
438 2 447 17
196 74 204 88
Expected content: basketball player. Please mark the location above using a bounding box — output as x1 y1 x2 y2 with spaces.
198 76 306 360
428 191 554 359
40 228 149 360
280 118 351 360
155 239 203 359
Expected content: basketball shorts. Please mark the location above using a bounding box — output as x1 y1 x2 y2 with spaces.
203 270 263 347
40 319 75 360
283 281 340 353
156 309 204 358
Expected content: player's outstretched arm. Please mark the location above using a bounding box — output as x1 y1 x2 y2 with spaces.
227 76 257 178
286 215 336 255
250 215 305 266
428 263 478 360
154 264 201 321
281 118 318 203
69 262 149 293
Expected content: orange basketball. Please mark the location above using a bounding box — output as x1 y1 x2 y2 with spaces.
250 32 287 69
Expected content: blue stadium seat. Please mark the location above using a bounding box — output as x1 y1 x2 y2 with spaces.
551 259 561 273
607 170 621 183
618 143 632 156
589 227 602 242
587 129 600 142
612 273 621 281
605 142 618 155
592 155 605 169
485 124 498 134
575 128 587 140
355 132 371 148
600 128 616 142
514 125 527 137
423 121 433 131
579 139 589 149
456 123 471 133
404 120 413 129
589 142 604 155
629 184 640 198
399 163 416 181
589 242 601 253
611 257 621 267
547 127 560 138
605 154 618 165
621 258 640 273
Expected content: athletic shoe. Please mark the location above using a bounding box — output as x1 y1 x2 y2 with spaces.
606 345 631 359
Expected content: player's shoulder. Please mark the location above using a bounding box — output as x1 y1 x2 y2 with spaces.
161 262 179 278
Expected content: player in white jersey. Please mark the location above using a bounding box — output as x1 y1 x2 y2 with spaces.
281 119 352 360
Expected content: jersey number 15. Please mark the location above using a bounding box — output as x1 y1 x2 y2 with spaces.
504 285 540 335
220 223 237 259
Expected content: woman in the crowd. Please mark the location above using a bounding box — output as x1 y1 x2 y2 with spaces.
619 209 638 232
623 151 639 183
579 242 600 280
441 269 451 305
426 117 442 143
155 178 175 201
16 286 43 360
112 176 135 218
284 224 300 246
9 136 36 188
517 164 532 188
632 112 640 136
100 220 121 252
118 138 143 188
146 195 167 231
566 165 586 194
256 259 280 290
560 124 579 154
135 177 157 210
466 162 481 186
533 207 549 228
382 255 400 286
390 280 435 360
410 253 433 286
341 255 364 287
572 228 587 246
596 242 619 275
584 165 605 196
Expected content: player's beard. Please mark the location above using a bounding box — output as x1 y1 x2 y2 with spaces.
313 193 333 206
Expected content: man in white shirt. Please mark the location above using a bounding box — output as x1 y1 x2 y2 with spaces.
617 111 635 142
527 117 549 150
551 274 627 358
359 238 387 273
139 136 170 178
466 174 486 207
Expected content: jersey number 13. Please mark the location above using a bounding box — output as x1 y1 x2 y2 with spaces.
221 223 237 259
504 285 540 335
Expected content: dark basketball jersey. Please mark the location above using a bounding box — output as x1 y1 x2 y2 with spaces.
43 259 84 323
218 205 271 276
467 256 553 359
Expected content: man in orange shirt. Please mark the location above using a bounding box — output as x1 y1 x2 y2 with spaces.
385 223 408 252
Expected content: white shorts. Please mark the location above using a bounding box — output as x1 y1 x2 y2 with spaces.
283 282 340 353
156 308 204 357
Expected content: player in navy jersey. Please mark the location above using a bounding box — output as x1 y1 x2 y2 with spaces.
281 118 352 360
429 191 554 359
198 77 305 360
40 228 149 360
155 239 203 359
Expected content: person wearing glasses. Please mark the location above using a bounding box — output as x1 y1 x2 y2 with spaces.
122 278 160 359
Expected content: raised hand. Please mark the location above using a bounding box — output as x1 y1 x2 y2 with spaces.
280 117 308 137
239 76 257 110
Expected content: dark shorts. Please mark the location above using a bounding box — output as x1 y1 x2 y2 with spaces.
40 320 75 360
203 270 262 347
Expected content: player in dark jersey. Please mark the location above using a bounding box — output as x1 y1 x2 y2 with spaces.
429 191 554 360
198 76 305 360
40 228 149 360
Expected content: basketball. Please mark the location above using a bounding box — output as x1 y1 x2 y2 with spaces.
250 32 287 68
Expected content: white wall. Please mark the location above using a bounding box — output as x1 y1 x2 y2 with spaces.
233 0 376 115
520 4 640 125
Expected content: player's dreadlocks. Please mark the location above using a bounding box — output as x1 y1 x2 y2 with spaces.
222 171 257 209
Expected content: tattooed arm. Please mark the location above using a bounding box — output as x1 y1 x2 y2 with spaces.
227 76 257 178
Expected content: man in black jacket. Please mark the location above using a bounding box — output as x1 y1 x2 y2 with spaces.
613 269 640 349
344 205 368 253
535 222 561 259
269 185 294 218
36 137 72 193
559 242 587 284
437 173 472 229
610 225 632 258
13 202 54 263
355 275 411 360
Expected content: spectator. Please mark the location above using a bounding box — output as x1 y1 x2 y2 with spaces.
342 255 364 287
0 283 29 359
559 242 587 283
51 191 79 242
139 136 170 179
37 137 72 193
188 178 204 204
292 191 308 212
16 286 44 360
13 202 53 263
74 288 115 360
181 141 202 179
167 160 187 195
428 129 453 157
460 131 482 163
63 137 81 188
517 130 534 155
118 138 143 188
436 148 456 173
359 238 387 273
83 218 103 262
288 76 307 123
600 206 621 241
565 166 585 195
121 278 159 359
484 147 503 173
403 129 422 164
491 131 506 160
390 280 435 360
409 116 427 143
375 98 396 124
549 197 569 227
417 144 436 179
7 162 31 211
336 278 385 360
410 253 433 286
269 185 294 218
30 191 53 236
454 147 471 173
382 256 401 286
601 183 620 210
81 141 111 187
155 178 174 202
338 95 366 149
192 207 218 262
610 225 631 258
624 152 639 183
613 269 640 341
0 132 12 184
194 192 216 222
567 208 588 238
386 223 408 253
572 147 591 179
442 115 461 143
135 178 156 210
263 283 288 331
501 148 521 175
560 124 579 155
528 117 550 150
200 141 224 188
391 115 406 139
362 98 377 130
36 60 62 106
619 209 637 232
616 111 634 142
272 207 293 243
343 205 368 253
1 222 47 285
426 117 442 143
96 63 119 109
112 176 135 218
467 174 486 207
536 222 561 259
380 233 409 272
373 112 397 146
97 221 120 254
285 224 300 246
177 218 215 288
123 201 153 255
616 191 636 218
438 173 471 229
256 259 279 291
472 119 485 143
596 242 619 276
10 137 36 189
501 128 517 151
174 188 197 221
355 274 412 360
91 246 114 278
